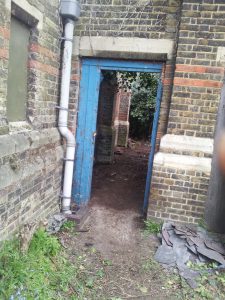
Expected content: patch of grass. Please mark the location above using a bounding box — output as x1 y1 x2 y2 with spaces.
0 228 91 299
29 227 61 256
61 220 76 233
142 258 160 272
144 219 162 234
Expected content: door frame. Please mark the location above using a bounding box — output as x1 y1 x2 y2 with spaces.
72 58 163 214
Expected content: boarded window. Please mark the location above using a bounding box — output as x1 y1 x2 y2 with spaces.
7 17 30 122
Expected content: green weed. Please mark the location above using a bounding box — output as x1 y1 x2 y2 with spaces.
142 258 160 271
187 261 218 271
96 268 105 279
102 259 113 266
0 228 87 299
180 261 225 299
29 228 61 256
144 219 162 234
60 220 76 233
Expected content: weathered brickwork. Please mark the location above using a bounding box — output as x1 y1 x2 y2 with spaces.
168 1 225 138
114 89 131 147
149 166 210 224
71 0 182 140
1 0 224 239
149 0 225 224
69 59 81 132
116 124 129 146
0 0 63 240
0 0 10 135
75 0 180 40
117 90 130 122
71 0 198 221
95 77 117 163
0 132 63 240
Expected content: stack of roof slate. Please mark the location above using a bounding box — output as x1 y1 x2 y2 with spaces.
154 222 225 288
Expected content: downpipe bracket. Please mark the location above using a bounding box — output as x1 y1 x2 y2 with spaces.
60 37 73 42
60 194 71 200
56 105 69 111
62 158 75 162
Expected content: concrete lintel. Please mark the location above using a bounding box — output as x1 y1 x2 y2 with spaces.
6 0 43 30
160 134 214 155
154 152 212 173
73 36 174 60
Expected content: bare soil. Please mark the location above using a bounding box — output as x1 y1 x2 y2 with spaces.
59 145 183 299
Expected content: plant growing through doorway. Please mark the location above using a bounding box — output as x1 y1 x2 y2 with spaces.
102 70 159 139
118 72 159 139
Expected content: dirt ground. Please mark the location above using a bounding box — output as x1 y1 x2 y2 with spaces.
59 144 184 299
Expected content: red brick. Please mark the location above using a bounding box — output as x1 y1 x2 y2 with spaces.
163 78 173 85
71 74 80 81
176 64 225 75
174 77 223 88
0 48 8 59
30 44 58 60
28 60 59 76
0 26 10 39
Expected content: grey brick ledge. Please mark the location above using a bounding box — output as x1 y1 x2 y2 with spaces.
0 145 63 190
154 152 212 174
159 134 214 158
0 127 62 159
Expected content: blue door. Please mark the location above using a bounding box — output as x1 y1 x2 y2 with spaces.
72 58 163 212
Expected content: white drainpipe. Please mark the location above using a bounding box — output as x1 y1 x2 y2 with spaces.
58 1 80 213
58 20 75 214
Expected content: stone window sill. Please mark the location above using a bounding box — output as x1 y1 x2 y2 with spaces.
9 121 32 134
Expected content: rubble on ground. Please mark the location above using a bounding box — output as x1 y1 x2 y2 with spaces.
47 213 66 234
154 222 225 288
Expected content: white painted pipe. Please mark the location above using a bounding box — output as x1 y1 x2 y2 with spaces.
58 20 75 214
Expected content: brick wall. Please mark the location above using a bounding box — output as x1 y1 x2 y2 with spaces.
149 164 210 223
0 0 62 240
95 77 117 163
0 0 10 135
75 0 180 40
2 0 223 238
149 0 225 224
70 0 182 141
114 89 131 147
167 0 225 138
69 0 184 221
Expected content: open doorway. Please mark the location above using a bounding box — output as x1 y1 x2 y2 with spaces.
92 70 159 213
72 59 162 214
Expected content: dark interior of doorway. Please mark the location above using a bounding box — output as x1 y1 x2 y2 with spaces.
90 70 158 213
